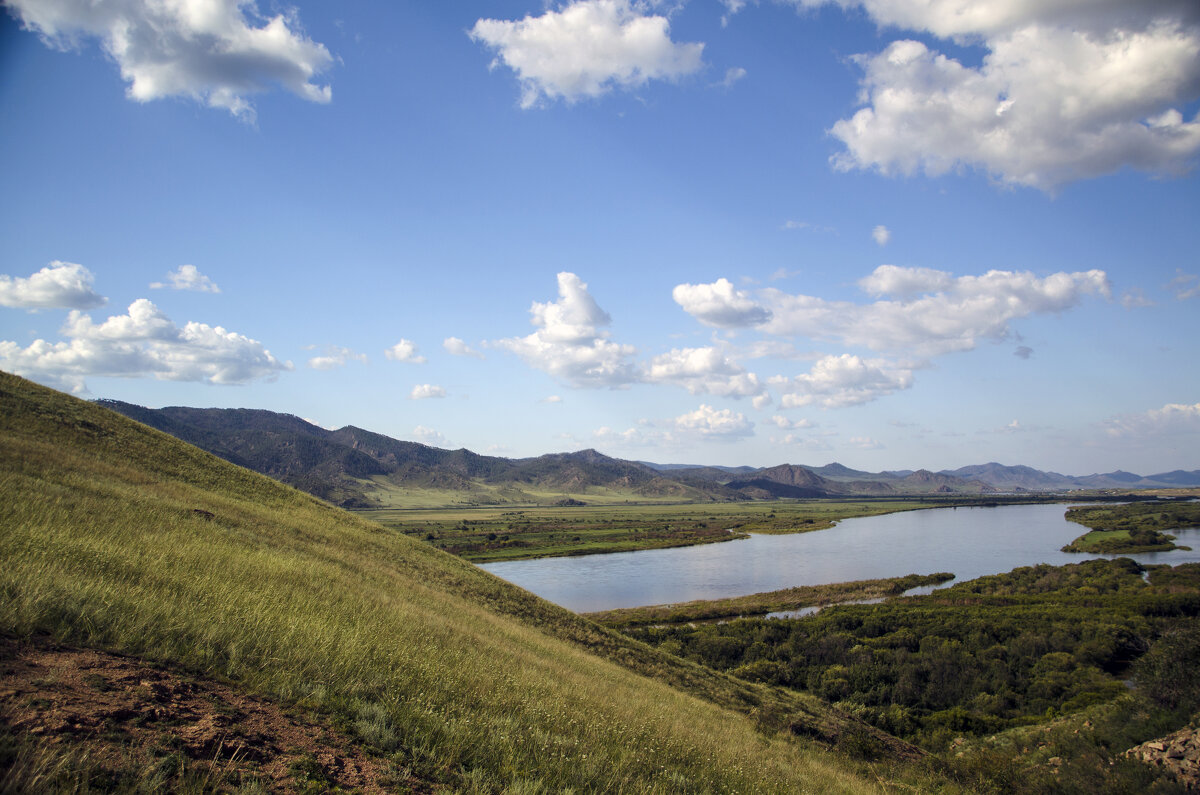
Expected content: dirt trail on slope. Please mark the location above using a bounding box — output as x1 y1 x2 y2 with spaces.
0 636 429 792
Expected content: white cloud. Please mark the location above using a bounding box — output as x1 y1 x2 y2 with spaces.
493 272 638 388
443 337 484 359
0 298 290 393
721 0 748 26
713 66 747 89
469 0 704 108
998 419 1028 433
149 264 219 293
774 353 916 408
1103 402 1200 437
593 425 661 447
644 346 765 398
781 220 836 234
848 436 883 449
542 394 564 403
410 384 447 400
672 277 772 328
1120 287 1155 308
762 266 1111 357
821 0 1200 190
871 225 891 246
769 414 815 429
1168 270 1200 300
857 264 953 298
7 0 334 121
673 403 754 439
308 345 366 371
412 425 449 448
771 433 834 450
385 339 426 364
0 261 106 310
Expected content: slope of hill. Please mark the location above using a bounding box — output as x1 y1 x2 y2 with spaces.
2 373 915 791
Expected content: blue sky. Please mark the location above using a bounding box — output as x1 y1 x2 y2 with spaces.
1 0 1198 475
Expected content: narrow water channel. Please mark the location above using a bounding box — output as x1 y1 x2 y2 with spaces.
479 503 1200 613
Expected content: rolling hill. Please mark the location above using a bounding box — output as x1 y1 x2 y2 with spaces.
97 400 1053 507
2 373 922 791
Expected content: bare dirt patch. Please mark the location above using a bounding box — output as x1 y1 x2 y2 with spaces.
0 636 429 792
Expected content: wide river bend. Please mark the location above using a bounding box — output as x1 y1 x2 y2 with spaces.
479 503 1200 613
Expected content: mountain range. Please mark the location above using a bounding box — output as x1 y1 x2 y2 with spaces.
96 400 1200 508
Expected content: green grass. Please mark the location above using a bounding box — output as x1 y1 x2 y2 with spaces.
0 372 931 793
358 500 999 562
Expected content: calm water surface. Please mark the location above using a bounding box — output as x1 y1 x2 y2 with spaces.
479 503 1200 613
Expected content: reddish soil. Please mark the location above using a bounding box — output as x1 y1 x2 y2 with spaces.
0 636 430 792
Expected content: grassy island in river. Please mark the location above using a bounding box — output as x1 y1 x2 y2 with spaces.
1062 501 1200 553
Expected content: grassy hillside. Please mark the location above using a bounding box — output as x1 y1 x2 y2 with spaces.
0 373 921 792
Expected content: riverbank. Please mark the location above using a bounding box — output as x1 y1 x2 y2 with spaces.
585 572 955 629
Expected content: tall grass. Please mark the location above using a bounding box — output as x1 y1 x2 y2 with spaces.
0 373 901 793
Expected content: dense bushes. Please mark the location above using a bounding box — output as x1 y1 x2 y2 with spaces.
628 559 1200 750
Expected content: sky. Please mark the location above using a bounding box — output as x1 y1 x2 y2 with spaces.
1 0 1198 476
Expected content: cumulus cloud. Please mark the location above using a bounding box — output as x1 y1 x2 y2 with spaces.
385 339 426 364
541 394 563 403
307 345 366 370
493 272 638 388
1014 345 1033 359
593 425 660 447
409 384 447 400
820 0 1200 190
848 436 884 449
769 414 815 429
469 0 704 108
673 403 754 439
644 346 765 398
0 261 106 310
857 264 952 298
6 0 334 120
412 425 449 448
762 265 1111 357
672 277 772 328
443 336 484 359
0 298 290 393
150 264 219 293
1103 402 1200 437
773 353 915 408
871 225 891 246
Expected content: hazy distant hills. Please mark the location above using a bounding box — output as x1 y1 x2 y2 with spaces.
96 400 1200 507
936 462 1200 491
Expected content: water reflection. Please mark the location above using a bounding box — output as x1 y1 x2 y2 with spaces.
480 503 1200 613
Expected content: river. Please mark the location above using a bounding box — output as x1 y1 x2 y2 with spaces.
478 503 1200 613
